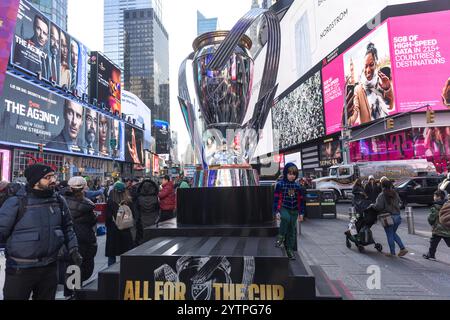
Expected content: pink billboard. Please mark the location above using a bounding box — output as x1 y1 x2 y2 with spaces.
389 10 450 112
0 0 20 96
323 10 450 135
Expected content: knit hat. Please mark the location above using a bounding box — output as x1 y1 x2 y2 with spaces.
114 181 126 192
68 176 87 190
24 164 55 187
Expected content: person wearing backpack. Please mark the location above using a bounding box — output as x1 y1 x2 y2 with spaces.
423 190 450 260
0 164 82 300
105 181 134 266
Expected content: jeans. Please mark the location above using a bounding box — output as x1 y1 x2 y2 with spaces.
428 235 450 257
384 214 405 255
278 208 298 252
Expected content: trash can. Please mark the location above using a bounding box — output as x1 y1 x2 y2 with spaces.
320 189 337 219
305 189 322 219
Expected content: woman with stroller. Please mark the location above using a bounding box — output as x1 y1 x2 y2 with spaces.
373 178 408 257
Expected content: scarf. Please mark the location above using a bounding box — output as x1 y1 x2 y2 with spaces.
361 72 390 121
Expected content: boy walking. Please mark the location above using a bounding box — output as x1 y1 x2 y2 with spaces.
423 190 450 260
273 163 306 260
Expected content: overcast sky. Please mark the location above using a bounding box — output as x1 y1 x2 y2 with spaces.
68 0 253 159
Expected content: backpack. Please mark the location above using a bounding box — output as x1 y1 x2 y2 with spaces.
114 202 134 230
438 201 450 229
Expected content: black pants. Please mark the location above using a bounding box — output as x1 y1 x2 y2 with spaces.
3 263 58 300
429 235 450 256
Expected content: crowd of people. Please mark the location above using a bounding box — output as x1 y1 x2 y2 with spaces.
0 163 192 300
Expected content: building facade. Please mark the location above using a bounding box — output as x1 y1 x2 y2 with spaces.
197 10 218 36
104 0 163 72
29 0 68 30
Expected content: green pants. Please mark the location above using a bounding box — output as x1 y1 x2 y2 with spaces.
279 207 298 251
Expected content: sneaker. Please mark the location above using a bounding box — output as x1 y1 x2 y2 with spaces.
384 252 395 257
423 253 436 260
275 237 284 248
398 249 408 257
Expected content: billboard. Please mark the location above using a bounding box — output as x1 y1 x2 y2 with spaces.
323 11 449 135
320 139 342 167
350 127 450 173
0 0 20 96
125 124 144 167
121 90 151 149
272 70 325 150
11 0 89 97
90 51 121 115
154 120 170 155
0 72 124 160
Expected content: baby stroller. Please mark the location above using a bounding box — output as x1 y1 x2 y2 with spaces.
345 205 383 253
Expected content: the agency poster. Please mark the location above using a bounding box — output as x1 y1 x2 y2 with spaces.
0 0 20 96
389 10 450 111
272 71 325 150
12 0 51 80
112 119 125 161
82 107 99 156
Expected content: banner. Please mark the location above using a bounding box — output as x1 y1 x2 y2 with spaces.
122 90 151 149
272 70 325 150
0 0 20 96
125 123 144 167
0 72 124 160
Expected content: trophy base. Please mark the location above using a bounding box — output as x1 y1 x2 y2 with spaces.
193 166 259 187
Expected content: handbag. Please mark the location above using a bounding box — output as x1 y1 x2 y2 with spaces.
378 212 394 227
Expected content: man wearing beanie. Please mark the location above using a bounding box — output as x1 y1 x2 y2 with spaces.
0 163 82 300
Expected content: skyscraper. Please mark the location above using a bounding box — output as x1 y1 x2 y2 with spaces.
123 8 170 153
29 0 68 30
197 10 218 36
104 0 163 72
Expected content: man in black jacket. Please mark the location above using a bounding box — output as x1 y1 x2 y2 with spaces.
0 164 82 300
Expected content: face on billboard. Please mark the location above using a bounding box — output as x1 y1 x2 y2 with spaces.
64 100 83 141
85 108 98 152
33 15 49 48
71 40 79 69
99 114 109 154
60 32 69 64
50 24 60 55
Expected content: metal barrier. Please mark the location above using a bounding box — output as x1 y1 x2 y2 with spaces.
405 206 415 235
349 206 355 219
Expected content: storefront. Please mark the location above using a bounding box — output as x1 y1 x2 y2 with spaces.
12 148 66 182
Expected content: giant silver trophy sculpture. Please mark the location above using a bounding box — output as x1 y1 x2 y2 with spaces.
178 8 280 187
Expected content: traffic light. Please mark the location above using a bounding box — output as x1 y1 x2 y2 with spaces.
386 118 394 129
38 144 43 153
426 109 435 124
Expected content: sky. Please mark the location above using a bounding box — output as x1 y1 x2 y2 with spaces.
68 0 254 160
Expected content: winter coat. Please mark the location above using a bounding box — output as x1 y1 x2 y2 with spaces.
159 181 176 211
136 180 160 228
0 186 78 269
105 198 134 257
352 185 369 214
428 200 450 238
373 190 401 216
364 182 381 203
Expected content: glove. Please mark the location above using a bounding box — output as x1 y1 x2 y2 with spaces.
70 249 83 267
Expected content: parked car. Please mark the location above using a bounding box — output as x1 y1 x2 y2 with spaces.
394 175 445 208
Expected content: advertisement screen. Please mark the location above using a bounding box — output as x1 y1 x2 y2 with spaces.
389 10 450 111
122 90 151 149
94 52 121 115
154 120 170 155
0 72 123 160
12 1 51 80
350 127 450 173
272 70 325 150
0 0 20 96
125 124 144 167
323 11 449 135
320 139 342 167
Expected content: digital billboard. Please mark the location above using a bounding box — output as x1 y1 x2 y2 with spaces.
10 0 89 97
121 90 151 149
125 124 144 168
320 139 342 167
272 70 325 150
90 51 121 115
0 72 124 160
154 120 170 155
323 10 450 135
0 0 20 96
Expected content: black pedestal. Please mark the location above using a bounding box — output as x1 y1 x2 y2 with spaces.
176 186 274 226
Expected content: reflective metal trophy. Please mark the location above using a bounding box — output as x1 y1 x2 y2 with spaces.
178 8 280 188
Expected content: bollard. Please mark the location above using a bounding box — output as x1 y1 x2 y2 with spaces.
349 206 355 219
405 206 415 235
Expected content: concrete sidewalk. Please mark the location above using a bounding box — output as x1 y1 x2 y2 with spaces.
298 214 450 300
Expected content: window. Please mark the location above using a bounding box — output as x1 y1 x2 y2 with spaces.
338 167 350 176
426 178 440 188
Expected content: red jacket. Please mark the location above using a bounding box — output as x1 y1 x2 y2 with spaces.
158 181 176 211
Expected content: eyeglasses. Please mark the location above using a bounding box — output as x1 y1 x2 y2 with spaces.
43 174 57 181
